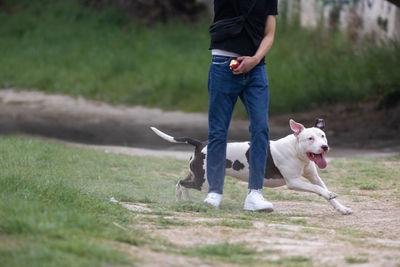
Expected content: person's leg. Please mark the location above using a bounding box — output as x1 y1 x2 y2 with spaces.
206 56 241 200
240 64 273 212
207 91 236 194
240 64 270 189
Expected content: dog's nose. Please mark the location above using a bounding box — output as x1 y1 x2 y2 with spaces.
321 145 329 152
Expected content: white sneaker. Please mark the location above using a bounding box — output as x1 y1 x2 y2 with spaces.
204 192 222 208
244 189 274 212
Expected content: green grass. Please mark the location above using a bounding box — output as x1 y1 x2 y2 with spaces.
1 135 400 265
272 255 312 266
0 136 186 266
335 228 374 239
327 158 400 192
181 243 259 264
204 220 254 229
0 0 399 116
171 201 210 213
138 216 189 228
345 256 369 264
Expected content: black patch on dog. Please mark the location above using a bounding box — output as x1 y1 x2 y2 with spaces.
179 142 207 190
265 145 283 179
226 159 233 168
232 160 245 171
179 173 197 189
245 142 283 179
174 136 202 147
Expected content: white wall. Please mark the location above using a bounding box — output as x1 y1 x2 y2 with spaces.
284 0 400 42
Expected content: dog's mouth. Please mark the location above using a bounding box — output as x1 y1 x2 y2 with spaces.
307 152 327 169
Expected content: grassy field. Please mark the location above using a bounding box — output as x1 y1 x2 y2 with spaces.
0 0 399 116
0 136 191 266
1 136 399 266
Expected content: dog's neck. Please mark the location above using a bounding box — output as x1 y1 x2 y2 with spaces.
293 135 310 164
276 134 310 165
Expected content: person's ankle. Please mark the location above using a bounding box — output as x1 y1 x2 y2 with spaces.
249 188 262 193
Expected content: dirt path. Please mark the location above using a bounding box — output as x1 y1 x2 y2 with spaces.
0 89 248 150
117 184 400 267
1 89 399 156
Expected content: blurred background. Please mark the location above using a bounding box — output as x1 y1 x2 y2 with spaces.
0 0 399 150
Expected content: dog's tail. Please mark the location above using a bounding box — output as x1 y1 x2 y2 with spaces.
150 127 202 148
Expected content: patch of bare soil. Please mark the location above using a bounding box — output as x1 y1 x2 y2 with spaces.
125 245 222 267
0 89 399 156
0 89 238 151
125 191 400 266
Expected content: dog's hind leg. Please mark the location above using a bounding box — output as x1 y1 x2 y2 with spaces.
176 173 192 201
176 182 183 200
176 170 206 201
181 186 190 200
176 173 198 201
176 183 190 201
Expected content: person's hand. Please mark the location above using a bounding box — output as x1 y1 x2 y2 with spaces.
232 56 260 75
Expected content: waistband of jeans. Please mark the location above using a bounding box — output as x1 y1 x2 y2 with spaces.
211 55 265 66
212 55 237 60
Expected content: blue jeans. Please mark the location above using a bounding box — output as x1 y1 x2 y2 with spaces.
207 55 270 194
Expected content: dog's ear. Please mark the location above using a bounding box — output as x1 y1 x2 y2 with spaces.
314 118 325 130
290 119 305 136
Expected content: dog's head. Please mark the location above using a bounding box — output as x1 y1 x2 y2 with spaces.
289 118 329 169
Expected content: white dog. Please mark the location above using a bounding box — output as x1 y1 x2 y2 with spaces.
151 119 352 215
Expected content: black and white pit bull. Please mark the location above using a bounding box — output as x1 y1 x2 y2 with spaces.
151 119 352 215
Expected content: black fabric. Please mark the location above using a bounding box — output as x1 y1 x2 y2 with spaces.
209 0 256 43
209 15 245 43
209 0 278 57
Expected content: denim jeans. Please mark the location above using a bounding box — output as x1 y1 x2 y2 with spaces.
207 55 270 194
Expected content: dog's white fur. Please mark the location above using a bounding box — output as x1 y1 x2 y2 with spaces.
274 120 352 214
153 120 352 215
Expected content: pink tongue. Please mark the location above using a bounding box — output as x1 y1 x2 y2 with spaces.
315 154 327 169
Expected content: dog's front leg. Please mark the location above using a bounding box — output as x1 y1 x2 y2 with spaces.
285 177 338 200
303 164 352 215
328 198 352 215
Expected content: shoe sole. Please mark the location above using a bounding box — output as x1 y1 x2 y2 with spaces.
204 200 221 208
244 206 274 212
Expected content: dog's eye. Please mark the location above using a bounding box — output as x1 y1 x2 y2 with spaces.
321 135 325 138
308 137 314 141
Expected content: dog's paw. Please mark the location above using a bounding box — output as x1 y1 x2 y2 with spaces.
339 206 352 215
327 191 338 200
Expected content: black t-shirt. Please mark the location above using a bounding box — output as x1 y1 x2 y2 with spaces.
209 0 278 57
